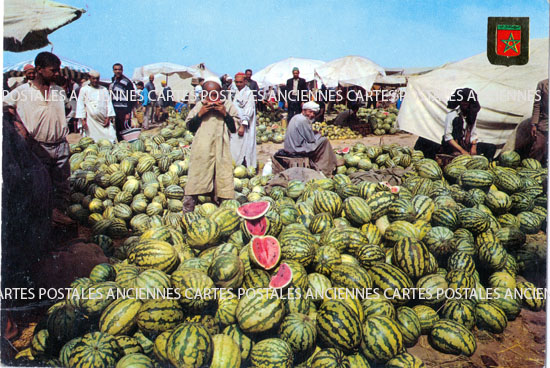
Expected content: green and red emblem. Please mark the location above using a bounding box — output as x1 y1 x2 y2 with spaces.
496 25 521 57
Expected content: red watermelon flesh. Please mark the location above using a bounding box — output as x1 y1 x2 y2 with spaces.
269 262 292 288
237 201 271 220
337 147 350 154
250 236 281 270
245 217 268 236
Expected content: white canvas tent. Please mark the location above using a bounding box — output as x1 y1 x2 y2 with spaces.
398 38 549 146
314 55 386 91
133 63 218 102
253 57 325 88
132 62 198 81
4 0 85 52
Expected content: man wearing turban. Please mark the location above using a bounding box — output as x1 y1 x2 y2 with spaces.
283 101 338 176
75 70 116 142
230 72 257 169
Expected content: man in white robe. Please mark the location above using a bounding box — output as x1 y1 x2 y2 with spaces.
230 72 257 168
75 71 116 142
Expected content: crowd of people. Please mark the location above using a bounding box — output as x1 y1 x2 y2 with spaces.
2 51 548 221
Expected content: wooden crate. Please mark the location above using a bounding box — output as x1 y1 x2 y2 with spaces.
349 123 372 136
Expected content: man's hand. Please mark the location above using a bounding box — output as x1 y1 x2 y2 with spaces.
124 113 130 122
103 117 110 127
470 145 477 156
238 125 245 137
531 124 538 138
212 102 227 117
81 119 88 130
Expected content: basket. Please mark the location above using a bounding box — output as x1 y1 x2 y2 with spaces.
120 120 141 142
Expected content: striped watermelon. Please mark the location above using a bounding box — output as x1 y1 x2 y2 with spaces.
365 191 393 219
222 324 253 361
475 303 507 333
314 246 342 276
386 352 426 368
368 263 413 305
396 306 422 347
210 208 241 237
316 299 363 352
344 352 370 367
236 289 285 333
79 281 118 317
330 263 372 289
99 298 142 336
210 334 241 368
278 313 316 355
429 319 476 356
309 212 334 234
460 169 493 189
355 244 385 269
171 270 215 312
69 332 123 368
413 305 440 334
116 353 154 368
416 159 443 180
166 322 213 368
309 348 349 368
342 196 372 225
517 281 545 311
128 239 179 273
250 338 293 368
153 331 172 363
361 316 403 363
208 253 244 289
458 208 490 234
186 217 220 249
313 191 342 217
136 299 184 334
441 299 476 329
392 237 431 278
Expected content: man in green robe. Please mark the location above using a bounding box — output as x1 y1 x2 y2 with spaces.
183 77 241 212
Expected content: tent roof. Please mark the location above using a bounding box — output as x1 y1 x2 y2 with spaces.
4 0 85 52
398 38 549 146
4 56 93 80
314 55 386 91
253 57 325 87
132 62 199 80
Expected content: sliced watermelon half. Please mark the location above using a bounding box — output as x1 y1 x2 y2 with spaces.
249 236 281 270
337 147 350 154
244 216 268 236
390 186 400 194
237 201 271 220
269 262 292 288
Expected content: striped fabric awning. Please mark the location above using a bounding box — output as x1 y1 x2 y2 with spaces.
3 56 93 80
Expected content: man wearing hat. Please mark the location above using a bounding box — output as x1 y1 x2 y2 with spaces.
284 101 339 176
285 67 308 120
183 76 241 212
10 64 36 90
75 70 116 142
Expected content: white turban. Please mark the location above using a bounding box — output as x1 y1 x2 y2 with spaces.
302 101 320 112
89 70 100 78
203 76 222 88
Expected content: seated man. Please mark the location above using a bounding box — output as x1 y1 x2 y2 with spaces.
333 102 360 126
283 101 339 176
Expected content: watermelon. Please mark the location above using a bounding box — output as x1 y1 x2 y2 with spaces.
210 334 241 368
236 290 285 333
166 322 213 368
429 319 476 356
270 262 293 288
361 316 403 363
316 299 363 352
250 338 293 368
237 201 270 219
69 331 122 368
249 236 281 270
243 217 269 237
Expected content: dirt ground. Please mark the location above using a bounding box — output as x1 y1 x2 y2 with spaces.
19 130 545 368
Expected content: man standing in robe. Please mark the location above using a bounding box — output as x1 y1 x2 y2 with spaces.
230 73 257 169
285 67 308 121
75 71 116 142
110 63 136 141
183 77 241 212
284 101 339 176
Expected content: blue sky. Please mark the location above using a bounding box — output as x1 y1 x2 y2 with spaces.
3 0 548 79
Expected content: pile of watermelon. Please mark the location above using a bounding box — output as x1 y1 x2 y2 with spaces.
17 137 548 367
336 143 414 174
